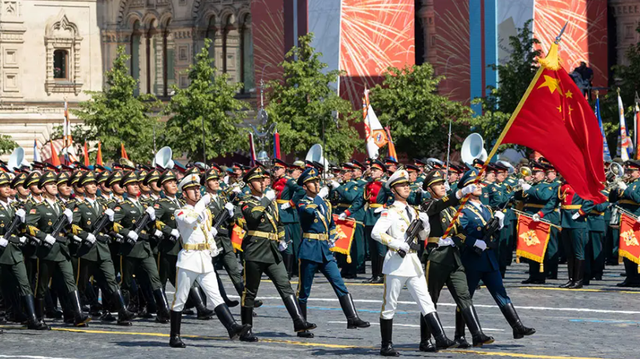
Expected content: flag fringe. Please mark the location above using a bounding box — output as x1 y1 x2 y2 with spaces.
539 43 562 71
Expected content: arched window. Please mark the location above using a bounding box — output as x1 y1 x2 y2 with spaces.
240 14 254 92
146 20 159 95
162 19 174 97
206 16 216 64
53 50 68 80
222 14 240 84
131 21 141 96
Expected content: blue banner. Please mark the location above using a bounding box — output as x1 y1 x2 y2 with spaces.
595 97 612 161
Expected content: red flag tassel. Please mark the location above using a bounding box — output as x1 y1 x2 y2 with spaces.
274 130 281 160
248 133 256 166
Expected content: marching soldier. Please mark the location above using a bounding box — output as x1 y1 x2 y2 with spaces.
25 170 90 327
371 169 456 357
458 169 536 340
487 163 514 278
112 171 171 323
71 171 135 325
239 166 316 342
421 170 494 351
334 163 366 278
585 191 609 285
169 174 251 348
295 168 370 338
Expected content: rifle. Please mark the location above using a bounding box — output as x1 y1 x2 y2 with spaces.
397 217 424 258
3 216 22 241
127 212 152 245
74 213 112 256
50 213 70 244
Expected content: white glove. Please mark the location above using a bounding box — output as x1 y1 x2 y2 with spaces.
618 182 628 191
86 233 96 244
0 238 8 247
210 247 221 257
460 184 477 196
636 216 640 223
105 208 115 222
265 190 276 201
398 242 410 253
280 202 291 210
374 207 385 213
154 229 163 238
16 209 25 223
518 179 532 192
444 181 451 192
224 202 235 216
495 211 505 228
232 187 242 194
209 227 218 238
64 208 73 223
474 239 487 251
318 187 329 199
19 236 26 244
145 207 156 221
437 237 454 247
44 234 56 245
418 212 430 229
330 180 340 189
170 229 180 240
127 231 138 242
201 193 212 206
532 213 541 222
328 240 336 249
338 213 347 221
571 212 581 220
72 235 83 243
278 240 288 251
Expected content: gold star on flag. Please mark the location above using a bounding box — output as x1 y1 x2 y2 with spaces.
557 105 562 113
565 90 573 98
538 75 563 96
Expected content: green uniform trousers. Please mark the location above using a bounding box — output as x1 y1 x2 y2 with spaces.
120 255 163 294
242 260 294 308
157 253 178 288
425 259 473 310
0 262 33 297
76 257 119 296
213 249 243 295
562 228 588 261
35 258 77 298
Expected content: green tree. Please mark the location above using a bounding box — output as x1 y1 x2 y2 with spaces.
72 46 159 163
468 19 541 148
164 39 247 161
266 33 359 163
369 64 473 157
0 134 17 155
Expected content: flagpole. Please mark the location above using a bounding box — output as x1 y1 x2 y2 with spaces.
441 23 568 238
445 120 452 180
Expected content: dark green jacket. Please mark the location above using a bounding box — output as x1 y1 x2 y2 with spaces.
25 199 71 262
113 198 155 259
72 198 112 261
422 194 465 267
154 196 184 256
241 196 284 264
0 201 24 265
207 193 235 254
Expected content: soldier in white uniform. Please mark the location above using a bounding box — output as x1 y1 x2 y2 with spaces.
168 174 250 348
372 170 457 357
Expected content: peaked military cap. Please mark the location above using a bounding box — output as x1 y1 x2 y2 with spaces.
423 170 446 189
105 171 123 187
273 159 288 169
297 168 320 186
530 161 546 173
472 159 485 170
69 171 83 186
56 172 71 186
179 173 200 191
370 159 386 172
143 169 161 186
202 168 220 183
386 169 410 189
351 160 366 171
38 171 57 188
96 170 110 184
25 172 42 188
625 160 640 170
120 171 139 187
185 167 200 176
243 166 268 183
11 172 27 188
459 169 480 188
384 158 399 166
414 159 427 167
406 164 419 173
291 160 305 170
79 171 97 186
158 170 177 185
0 172 10 186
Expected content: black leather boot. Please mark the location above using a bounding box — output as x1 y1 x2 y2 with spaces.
461 306 494 347
35 297 46 322
23 295 50 330
69 290 91 327
372 256 385 283
153 289 170 324
419 314 436 352
239 307 259 342
424 312 458 350
379 318 399 356
569 259 584 289
216 273 239 307
297 301 314 338
44 290 63 319
113 290 134 326
169 310 186 348
500 303 536 339
339 293 370 329
559 257 574 288
283 295 316 332
214 304 251 340
363 254 380 283
454 308 471 348
189 287 214 320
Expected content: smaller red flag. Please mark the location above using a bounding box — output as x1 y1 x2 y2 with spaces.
121 143 129 160
96 142 103 166
330 215 357 263
230 224 245 252
50 141 61 167
619 212 640 273
515 214 552 272
83 142 90 167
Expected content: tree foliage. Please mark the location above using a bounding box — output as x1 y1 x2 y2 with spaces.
164 39 248 162
72 46 159 164
0 134 17 155
266 33 359 163
369 64 473 158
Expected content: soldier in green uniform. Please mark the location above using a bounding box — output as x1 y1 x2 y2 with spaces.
0 172 49 330
414 159 427 184
585 190 608 285
334 163 366 278
487 163 514 278
539 162 562 280
72 171 135 325
420 170 494 351
112 171 171 323
238 166 316 342
25 170 90 327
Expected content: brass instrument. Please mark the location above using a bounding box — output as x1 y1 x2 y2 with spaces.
119 157 135 170
509 166 533 192
605 161 627 191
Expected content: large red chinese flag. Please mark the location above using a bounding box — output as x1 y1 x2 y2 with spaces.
501 43 606 203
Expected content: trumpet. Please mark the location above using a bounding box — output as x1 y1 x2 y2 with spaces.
606 162 628 191
508 167 533 192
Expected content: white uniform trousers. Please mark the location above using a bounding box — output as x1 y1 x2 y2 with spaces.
381 273 436 320
170 267 224 312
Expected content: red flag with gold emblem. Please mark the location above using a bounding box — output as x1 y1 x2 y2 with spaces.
515 214 552 272
330 215 356 263
618 212 640 273
230 224 245 252
499 43 606 203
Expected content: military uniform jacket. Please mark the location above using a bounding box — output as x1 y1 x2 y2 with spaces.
459 202 500 272
0 201 24 265
174 203 217 273
72 198 112 261
297 195 337 264
241 195 284 264
333 180 364 218
610 178 640 215
206 193 234 254
515 181 555 215
154 196 184 256
371 201 429 277
347 178 385 226
422 194 464 267
113 198 155 259
272 176 304 224
25 199 71 262
488 182 513 225
559 184 594 229
587 191 608 233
